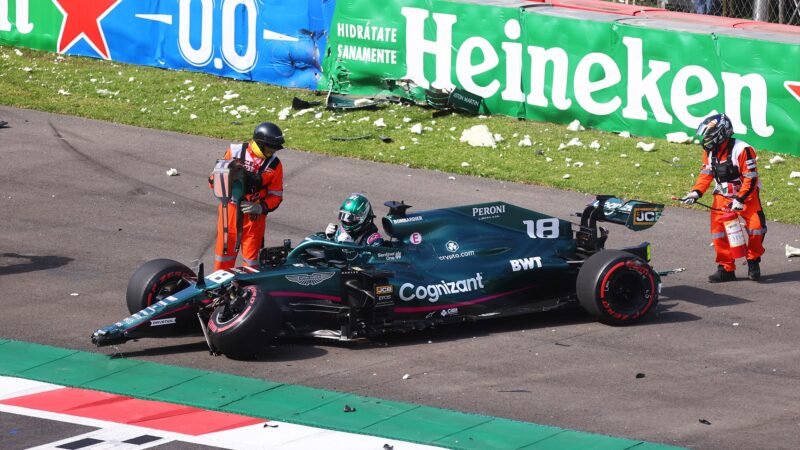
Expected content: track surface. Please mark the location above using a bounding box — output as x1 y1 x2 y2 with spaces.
1 106 798 449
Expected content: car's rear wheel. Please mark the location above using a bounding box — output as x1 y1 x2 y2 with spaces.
207 285 282 360
576 250 658 325
126 259 194 314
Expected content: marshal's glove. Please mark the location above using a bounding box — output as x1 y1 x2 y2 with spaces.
681 191 700 205
325 223 338 239
240 201 264 215
730 198 744 211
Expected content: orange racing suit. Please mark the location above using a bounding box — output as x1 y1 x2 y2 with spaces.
690 138 766 272
211 143 283 270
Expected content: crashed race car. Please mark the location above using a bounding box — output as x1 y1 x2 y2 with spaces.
91 194 676 360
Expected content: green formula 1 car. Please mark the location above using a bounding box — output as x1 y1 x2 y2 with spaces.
92 195 671 359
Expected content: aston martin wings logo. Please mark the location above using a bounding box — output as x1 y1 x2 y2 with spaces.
285 272 335 286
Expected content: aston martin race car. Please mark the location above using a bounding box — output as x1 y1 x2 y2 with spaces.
92 195 671 359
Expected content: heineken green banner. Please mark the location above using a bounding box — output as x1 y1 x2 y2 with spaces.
321 0 800 156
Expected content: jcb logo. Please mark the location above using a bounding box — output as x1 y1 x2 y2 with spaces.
633 208 659 225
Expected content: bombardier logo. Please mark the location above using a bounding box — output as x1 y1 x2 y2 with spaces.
285 272 335 286
399 273 485 302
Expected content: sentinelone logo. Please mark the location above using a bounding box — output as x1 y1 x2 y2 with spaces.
399 273 485 302
400 7 774 138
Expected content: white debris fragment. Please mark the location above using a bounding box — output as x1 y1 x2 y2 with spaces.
562 174 571 179
558 143 566 150
448 176 456 180
14 48 23 56
96 89 119 96
459 125 496 148
572 161 585 168
222 91 239 100
57 89 70 96
565 157 573 163
189 114 198 120
461 162 470 167
184 79 192 84
765 165 772 169
666 131 692 144
166 168 179 176
589 140 600 149
449 127 457 132
493 133 504 143
314 112 323 119
672 156 681 163
766 202 773 206
373 118 386 127
70 292 79 296
128 77 135 82
790 171 800 179
634 163 641 168
278 107 291 120
399 146 406 150
545 157 553 162
403 117 412 123
566 119 585 131
21 66 33 72
732 322 739 326
769 155 786 165
619 131 631 138
595 161 600 165
518 135 532 147
353 98 374 107
424 126 434 132
402 374 410 380
620 154 628 158
410 123 423 134
293 108 314 117
636 142 655 152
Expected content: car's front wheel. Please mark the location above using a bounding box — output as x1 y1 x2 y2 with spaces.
207 285 282 360
576 250 658 325
126 259 194 314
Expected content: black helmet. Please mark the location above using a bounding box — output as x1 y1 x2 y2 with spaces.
253 122 284 150
695 113 733 153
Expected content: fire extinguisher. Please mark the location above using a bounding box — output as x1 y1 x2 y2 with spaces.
721 211 747 259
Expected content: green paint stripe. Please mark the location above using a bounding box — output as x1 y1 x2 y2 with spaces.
0 340 684 449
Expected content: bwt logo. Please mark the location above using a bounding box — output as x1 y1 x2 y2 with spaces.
633 208 660 225
510 256 542 272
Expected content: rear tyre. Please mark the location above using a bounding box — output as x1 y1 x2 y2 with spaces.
207 285 282 360
126 259 194 314
577 250 658 325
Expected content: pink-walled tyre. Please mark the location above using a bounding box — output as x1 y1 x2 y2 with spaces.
577 250 658 325
207 285 282 360
126 259 193 314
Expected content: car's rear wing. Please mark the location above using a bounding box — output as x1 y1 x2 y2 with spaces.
576 196 664 252
593 196 665 231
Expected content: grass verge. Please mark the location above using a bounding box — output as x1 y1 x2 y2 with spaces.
2 45 799 224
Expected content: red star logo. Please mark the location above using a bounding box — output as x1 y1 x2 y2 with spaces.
52 0 123 60
786 81 800 103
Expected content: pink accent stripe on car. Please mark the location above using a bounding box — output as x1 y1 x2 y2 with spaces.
394 286 537 313
269 292 342 302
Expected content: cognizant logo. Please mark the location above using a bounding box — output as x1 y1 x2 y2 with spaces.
399 273 485 302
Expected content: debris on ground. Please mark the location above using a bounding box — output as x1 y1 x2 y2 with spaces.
330 135 372 141
636 373 646 379
460 124 496 148
769 155 786 165
410 123 423 134
277 107 291 120
373 118 386 127
789 171 800 179
636 142 655 152
402 374 411 380
0 121 8 129
566 119 585 131
666 131 692 144
292 97 321 110
343 405 356 412
166 168 179 176
618 131 631 138
70 293 80 296
699 419 712 425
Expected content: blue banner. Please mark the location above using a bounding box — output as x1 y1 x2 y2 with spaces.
58 0 335 89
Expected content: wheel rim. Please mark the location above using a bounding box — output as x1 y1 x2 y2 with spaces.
149 276 188 306
606 272 647 313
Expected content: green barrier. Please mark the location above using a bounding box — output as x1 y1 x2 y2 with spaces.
320 0 800 156
0 0 60 51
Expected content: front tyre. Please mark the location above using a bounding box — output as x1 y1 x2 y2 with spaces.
577 250 658 325
126 259 194 314
207 285 282 360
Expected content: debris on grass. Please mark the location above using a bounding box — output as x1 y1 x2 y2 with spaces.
460 125 496 148
374 118 386 127
518 135 532 147
563 174 571 179
589 140 600 149
461 162 470 167
619 131 631 138
790 171 800 179
410 123 423 134
566 119 585 131
278 107 290 120
636 142 655 152
666 131 692 144
769 155 786 165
